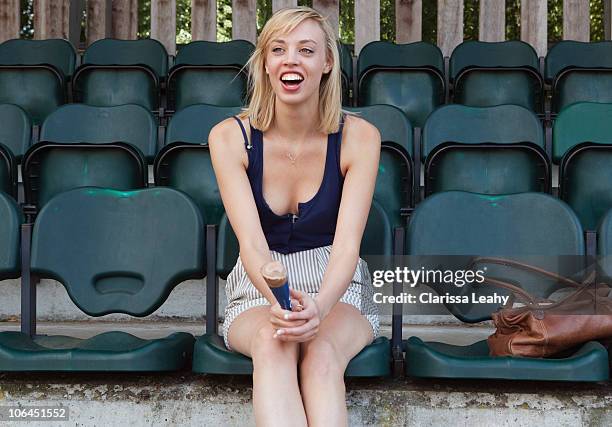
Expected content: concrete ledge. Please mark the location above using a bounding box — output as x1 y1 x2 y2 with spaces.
0 372 611 426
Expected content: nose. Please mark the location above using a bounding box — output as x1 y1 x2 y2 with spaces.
283 48 300 66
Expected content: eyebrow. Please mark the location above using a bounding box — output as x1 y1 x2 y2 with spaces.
271 39 318 45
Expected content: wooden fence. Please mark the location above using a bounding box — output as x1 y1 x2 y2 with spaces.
0 0 611 56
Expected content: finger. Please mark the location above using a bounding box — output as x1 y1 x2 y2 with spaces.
284 307 315 321
290 299 303 312
269 317 307 328
279 318 319 337
270 304 291 319
277 328 318 342
289 288 307 300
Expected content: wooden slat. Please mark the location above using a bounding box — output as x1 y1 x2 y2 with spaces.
563 0 590 41
151 0 176 54
437 0 463 56
192 0 216 41
521 0 547 56
0 0 20 42
479 0 505 42
34 0 71 39
112 0 138 39
355 0 379 54
313 0 339 36
232 0 257 43
396 0 422 43
273 0 297 13
87 0 112 45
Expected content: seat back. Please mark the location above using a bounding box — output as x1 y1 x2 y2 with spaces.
0 104 32 160
155 104 243 225
450 40 542 111
0 191 21 279
546 41 612 112
555 102 612 230
596 209 612 280
40 104 158 161
0 39 75 124
357 41 444 127
30 187 205 316
170 40 253 110
345 105 413 227
0 143 17 198
76 39 168 109
407 191 584 322
339 42 353 105
422 104 547 196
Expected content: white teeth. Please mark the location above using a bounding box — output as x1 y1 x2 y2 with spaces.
281 73 304 82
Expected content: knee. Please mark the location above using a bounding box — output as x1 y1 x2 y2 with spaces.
250 324 298 368
299 338 346 381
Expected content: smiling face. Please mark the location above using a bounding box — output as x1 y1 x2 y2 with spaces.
264 18 332 107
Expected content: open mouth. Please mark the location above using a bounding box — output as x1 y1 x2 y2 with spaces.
280 72 304 91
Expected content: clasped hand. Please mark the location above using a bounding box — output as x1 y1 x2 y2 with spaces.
269 288 322 342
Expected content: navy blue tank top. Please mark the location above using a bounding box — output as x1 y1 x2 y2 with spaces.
233 116 345 254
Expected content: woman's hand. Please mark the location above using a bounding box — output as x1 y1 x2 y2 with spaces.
273 289 322 342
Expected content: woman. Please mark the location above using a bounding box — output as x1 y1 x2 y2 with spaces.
209 6 381 426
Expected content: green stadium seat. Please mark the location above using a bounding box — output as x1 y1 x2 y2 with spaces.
450 41 543 112
0 187 204 371
192 200 393 376
38 103 158 161
154 104 243 225
357 41 444 128
0 143 17 199
546 41 612 113
0 103 32 161
0 39 76 124
22 104 151 212
345 105 413 227
73 39 168 111
404 191 609 381
422 104 549 197
0 191 21 280
555 102 612 231
338 42 353 105
167 40 253 111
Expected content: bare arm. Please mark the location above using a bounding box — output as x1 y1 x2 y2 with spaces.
208 118 278 305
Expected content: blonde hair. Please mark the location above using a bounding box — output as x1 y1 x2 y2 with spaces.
238 6 343 133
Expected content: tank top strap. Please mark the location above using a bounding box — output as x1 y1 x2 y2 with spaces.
232 115 253 150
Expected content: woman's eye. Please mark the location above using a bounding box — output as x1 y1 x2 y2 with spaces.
301 48 314 54
272 47 283 53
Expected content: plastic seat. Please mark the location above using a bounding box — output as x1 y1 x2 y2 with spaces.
22 104 151 212
154 104 243 225
167 40 253 111
357 41 444 128
339 42 353 105
345 105 413 227
0 187 204 371
0 39 76 124
422 104 549 197
73 39 168 111
555 102 612 231
0 103 32 161
192 201 393 376
0 144 17 199
546 41 612 113
404 191 609 381
450 41 543 112
0 191 21 280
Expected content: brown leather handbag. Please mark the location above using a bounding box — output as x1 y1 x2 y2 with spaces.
471 257 612 358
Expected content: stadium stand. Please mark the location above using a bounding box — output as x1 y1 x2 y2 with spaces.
0 103 32 162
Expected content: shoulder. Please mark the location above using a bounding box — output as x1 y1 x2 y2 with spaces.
341 114 381 150
339 114 381 171
208 117 250 167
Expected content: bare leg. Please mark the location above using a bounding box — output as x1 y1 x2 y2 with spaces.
228 305 307 427
298 303 374 427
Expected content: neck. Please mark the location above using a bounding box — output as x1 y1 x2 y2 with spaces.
272 93 320 142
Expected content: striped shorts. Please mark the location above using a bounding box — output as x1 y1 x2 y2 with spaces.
222 245 380 351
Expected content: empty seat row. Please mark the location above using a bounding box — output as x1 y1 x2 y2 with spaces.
9 100 612 233
4 38 612 127
0 186 609 381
